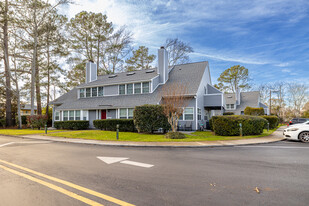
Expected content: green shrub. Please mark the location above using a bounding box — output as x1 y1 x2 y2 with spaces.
165 132 186 139
261 115 279 129
0 119 5 128
223 112 234 115
213 115 267 136
133 104 170 133
209 116 220 131
54 121 89 130
16 115 27 125
244 107 265 116
27 115 48 129
93 119 135 132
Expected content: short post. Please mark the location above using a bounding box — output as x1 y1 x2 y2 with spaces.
45 124 47 134
116 124 119 140
267 123 269 132
239 123 243 137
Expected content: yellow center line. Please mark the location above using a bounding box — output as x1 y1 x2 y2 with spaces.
0 164 104 206
0 160 135 206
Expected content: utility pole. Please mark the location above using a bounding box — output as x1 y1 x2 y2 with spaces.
269 90 272 115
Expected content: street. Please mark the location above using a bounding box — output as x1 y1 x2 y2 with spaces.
0 135 308 206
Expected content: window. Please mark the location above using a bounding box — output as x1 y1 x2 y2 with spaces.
142 82 150 93
119 84 125 95
86 88 91 97
75 110 80 120
98 87 104 96
92 87 97 97
63 111 68 121
134 83 141 94
69 111 74 120
184 108 194 121
226 104 235 110
55 111 60 121
204 109 209 121
79 89 85 98
127 84 133 94
119 108 127 119
82 110 87 120
198 108 201 121
128 108 134 119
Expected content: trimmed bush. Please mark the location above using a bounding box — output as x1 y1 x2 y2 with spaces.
244 107 265 116
223 112 234 115
0 119 5 128
54 121 89 130
27 115 48 129
93 119 135 132
213 115 267 136
209 116 220 131
165 132 186 139
133 104 170 133
261 115 279 129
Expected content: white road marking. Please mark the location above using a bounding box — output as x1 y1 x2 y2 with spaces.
97 157 129 164
0 142 14 148
120 160 154 168
236 146 309 149
17 141 52 144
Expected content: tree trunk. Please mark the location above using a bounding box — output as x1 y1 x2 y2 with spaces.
31 2 37 116
46 34 50 120
3 0 13 127
35 55 42 114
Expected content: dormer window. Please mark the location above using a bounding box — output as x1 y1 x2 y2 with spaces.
92 87 97 97
226 104 235 110
98 87 104 96
86 88 91 97
79 88 85 98
134 83 141 94
127 84 133 94
142 82 150 93
119 84 125 95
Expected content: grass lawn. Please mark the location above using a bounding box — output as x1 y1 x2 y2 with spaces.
44 127 279 142
0 129 65 136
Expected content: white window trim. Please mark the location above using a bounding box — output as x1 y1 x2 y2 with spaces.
179 107 194 121
55 111 60 121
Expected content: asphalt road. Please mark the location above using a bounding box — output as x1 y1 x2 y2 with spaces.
0 135 308 206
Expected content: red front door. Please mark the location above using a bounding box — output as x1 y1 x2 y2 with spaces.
101 110 106 119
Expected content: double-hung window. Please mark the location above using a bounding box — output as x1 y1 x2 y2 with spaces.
69 111 74 120
142 82 150 93
198 108 201 120
92 87 97 97
86 88 91 97
79 89 85 98
127 84 133 94
119 108 127 119
75 110 80 120
184 108 194 121
134 83 141 94
55 111 60 121
119 84 125 95
128 108 134 119
98 87 104 96
82 111 87 120
63 111 68 121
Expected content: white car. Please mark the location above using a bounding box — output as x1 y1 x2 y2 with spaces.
283 122 309 142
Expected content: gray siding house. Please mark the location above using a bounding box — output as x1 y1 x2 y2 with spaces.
50 47 223 130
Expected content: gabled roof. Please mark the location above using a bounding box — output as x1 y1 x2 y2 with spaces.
51 61 209 110
223 91 265 111
21 104 37 110
77 68 159 88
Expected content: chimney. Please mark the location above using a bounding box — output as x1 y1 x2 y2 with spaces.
235 88 241 105
158 46 168 84
86 61 97 84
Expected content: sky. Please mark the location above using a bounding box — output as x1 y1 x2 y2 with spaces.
59 0 309 87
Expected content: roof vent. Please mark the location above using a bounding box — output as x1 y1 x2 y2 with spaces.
227 95 232 98
126 72 135 76
145 69 155 73
108 74 117 78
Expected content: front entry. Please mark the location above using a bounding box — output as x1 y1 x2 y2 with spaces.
101 110 107 119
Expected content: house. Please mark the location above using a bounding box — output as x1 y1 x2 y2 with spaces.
21 104 37 116
50 47 224 130
222 90 269 115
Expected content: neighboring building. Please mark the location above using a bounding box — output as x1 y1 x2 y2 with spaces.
51 47 224 130
21 104 37 116
223 90 269 115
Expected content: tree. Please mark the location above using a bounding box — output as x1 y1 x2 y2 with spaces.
125 46 155 71
164 38 193 67
287 83 308 117
159 83 189 132
214 65 250 93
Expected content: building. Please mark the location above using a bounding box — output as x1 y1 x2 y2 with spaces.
51 47 225 130
223 90 269 115
21 104 37 116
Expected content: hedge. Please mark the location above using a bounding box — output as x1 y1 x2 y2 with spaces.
93 119 135 132
16 115 27 125
165 132 186 139
213 115 267 136
54 121 89 130
0 119 5 128
223 112 234 115
244 107 265 116
133 104 170 133
261 115 279 129
27 115 48 129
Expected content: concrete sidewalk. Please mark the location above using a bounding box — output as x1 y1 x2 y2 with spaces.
15 127 286 148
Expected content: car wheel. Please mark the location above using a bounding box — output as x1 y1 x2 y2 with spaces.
299 132 309 143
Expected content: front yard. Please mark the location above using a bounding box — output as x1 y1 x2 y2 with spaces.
0 127 280 142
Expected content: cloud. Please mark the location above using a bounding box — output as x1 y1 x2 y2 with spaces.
282 68 291 73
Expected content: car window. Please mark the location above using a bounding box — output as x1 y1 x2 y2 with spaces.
299 118 307 122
